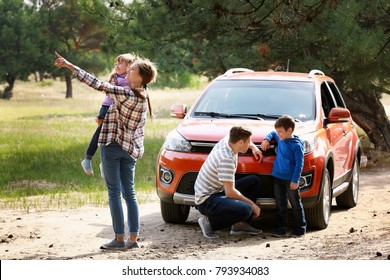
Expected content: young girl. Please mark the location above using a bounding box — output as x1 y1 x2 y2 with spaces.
54 51 157 250
81 53 136 176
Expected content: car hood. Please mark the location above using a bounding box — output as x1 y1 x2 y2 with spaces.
176 118 317 143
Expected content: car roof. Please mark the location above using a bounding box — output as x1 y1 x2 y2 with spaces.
215 68 333 83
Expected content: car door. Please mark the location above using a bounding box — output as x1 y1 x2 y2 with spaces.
328 82 353 173
321 82 352 180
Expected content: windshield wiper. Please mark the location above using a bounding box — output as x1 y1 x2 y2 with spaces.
194 112 263 120
253 113 281 119
194 112 302 122
254 113 302 122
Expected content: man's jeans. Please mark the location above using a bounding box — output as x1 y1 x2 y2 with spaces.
196 175 261 231
101 142 139 238
273 177 307 232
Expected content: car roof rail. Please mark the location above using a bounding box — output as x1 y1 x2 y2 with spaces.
224 68 254 76
308 69 325 78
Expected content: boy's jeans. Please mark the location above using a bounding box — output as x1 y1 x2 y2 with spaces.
273 177 307 232
196 175 261 231
101 142 139 238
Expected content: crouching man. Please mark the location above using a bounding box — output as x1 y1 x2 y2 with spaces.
195 126 263 238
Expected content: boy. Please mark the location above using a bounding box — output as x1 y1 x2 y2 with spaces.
260 115 307 238
195 126 263 238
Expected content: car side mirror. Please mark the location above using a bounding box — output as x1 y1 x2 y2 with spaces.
327 107 351 123
170 104 187 119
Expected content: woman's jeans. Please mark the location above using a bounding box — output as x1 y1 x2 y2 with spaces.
273 177 307 232
196 175 261 231
101 142 139 238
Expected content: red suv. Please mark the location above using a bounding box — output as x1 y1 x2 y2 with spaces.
156 68 367 229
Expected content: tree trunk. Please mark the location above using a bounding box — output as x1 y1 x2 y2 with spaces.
39 71 44 82
343 90 390 152
0 75 16 99
65 72 73 99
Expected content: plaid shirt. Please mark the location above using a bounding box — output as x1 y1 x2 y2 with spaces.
73 66 147 159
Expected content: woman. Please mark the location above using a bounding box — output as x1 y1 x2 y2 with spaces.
54 51 157 250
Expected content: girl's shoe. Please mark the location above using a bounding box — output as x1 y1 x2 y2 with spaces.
81 159 94 176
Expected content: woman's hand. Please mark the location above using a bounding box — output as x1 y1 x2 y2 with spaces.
54 51 74 71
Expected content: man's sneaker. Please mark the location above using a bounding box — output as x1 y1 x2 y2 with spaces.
230 222 262 235
100 239 126 250
81 159 94 176
99 162 104 180
289 229 306 238
125 240 140 249
272 229 287 238
198 216 219 238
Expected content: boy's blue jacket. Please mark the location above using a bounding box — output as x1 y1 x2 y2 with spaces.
265 131 304 184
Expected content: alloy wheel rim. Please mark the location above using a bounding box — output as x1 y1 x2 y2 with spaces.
323 172 331 224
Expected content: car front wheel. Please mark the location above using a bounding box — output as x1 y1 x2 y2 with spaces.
305 168 331 229
160 199 190 224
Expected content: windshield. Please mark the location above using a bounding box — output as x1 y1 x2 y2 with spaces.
192 80 316 121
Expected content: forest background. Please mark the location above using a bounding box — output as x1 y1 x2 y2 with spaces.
0 0 389 208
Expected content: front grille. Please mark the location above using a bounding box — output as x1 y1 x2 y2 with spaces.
190 141 276 156
176 172 275 198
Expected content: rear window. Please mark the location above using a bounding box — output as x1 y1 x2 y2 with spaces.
192 80 316 121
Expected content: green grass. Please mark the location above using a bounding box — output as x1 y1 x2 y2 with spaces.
0 79 200 210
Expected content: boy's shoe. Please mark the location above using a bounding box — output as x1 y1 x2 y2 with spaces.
272 229 287 238
99 163 105 180
100 239 126 250
125 240 140 249
230 222 262 235
289 229 306 238
198 216 219 239
81 159 94 176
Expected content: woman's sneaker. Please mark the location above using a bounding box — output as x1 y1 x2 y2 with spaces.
125 241 140 249
81 159 94 176
100 239 126 250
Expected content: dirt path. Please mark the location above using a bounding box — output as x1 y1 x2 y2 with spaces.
1 168 389 260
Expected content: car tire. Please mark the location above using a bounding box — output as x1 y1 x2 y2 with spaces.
306 168 331 229
160 199 190 224
336 157 359 208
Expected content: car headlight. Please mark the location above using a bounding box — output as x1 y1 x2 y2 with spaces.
301 136 316 154
163 130 192 152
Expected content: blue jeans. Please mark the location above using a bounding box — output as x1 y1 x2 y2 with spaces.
273 177 307 232
196 175 261 231
100 142 139 238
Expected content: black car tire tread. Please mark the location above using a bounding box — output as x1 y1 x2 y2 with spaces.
160 199 190 224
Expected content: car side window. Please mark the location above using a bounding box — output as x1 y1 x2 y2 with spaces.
327 82 346 108
320 82 337 118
